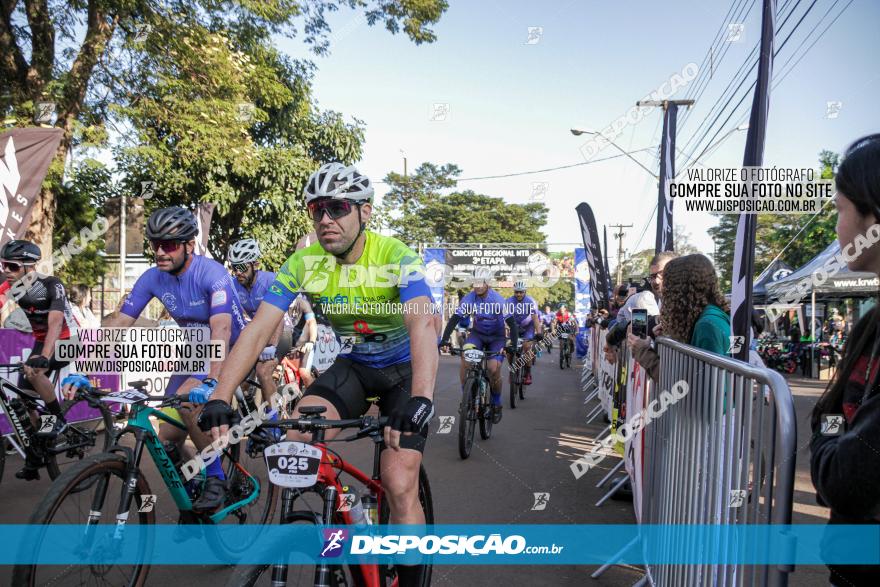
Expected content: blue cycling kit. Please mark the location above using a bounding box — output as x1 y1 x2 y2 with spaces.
505 294 539 339
455 289 511 337
121 255 247 396
234 270 276 318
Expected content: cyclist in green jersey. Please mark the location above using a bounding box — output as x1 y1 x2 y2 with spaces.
199 163 438 587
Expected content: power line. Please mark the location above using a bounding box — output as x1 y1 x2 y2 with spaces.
374 147 656 185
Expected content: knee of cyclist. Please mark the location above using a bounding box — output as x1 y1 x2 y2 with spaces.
381 473 418 503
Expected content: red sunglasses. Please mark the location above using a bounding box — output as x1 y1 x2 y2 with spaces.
307 199 356 222
150 239 185 253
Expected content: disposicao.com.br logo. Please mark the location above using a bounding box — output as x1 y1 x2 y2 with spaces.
346 533 563 556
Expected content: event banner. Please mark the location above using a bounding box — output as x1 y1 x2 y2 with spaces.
575 247 590 358
0 127 63 247
423 248 446 308
445 247 545 284
575 203 610 310
625 358 649 522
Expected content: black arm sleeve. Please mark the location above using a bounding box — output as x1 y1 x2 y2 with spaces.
811 393 880 519
506 316 519 349
440 314 462 344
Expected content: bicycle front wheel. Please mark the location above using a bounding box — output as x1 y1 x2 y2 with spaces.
478 377 493 440
458 375 478 459
12 453 154 587
509 366 518 409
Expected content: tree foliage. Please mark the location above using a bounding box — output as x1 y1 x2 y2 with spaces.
1 0 448 270
377 162 548 246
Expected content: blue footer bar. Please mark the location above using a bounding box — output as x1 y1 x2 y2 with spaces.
2 524 878 565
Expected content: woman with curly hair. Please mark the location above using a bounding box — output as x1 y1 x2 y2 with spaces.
811 134 880 586
658 254 730 354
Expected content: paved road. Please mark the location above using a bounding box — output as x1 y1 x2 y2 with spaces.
0 355 834 586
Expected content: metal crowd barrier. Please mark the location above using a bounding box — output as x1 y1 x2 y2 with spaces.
640 336 797 586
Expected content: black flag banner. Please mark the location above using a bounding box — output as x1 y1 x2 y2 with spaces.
195 202 216 257
576 203 610 310
0 128 63 247
603 225 613 303
731 0 776 362
656 104 679 253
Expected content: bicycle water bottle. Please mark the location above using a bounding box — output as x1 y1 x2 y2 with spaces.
360 487 378 525
9 398 35 439
343 486 368 527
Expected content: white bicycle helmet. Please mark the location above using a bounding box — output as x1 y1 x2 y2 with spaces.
227 238 261 264
473 267 494 285
513 280 527 292
303 162 374 204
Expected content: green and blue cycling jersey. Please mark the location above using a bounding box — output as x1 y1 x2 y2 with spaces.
262 231 432 369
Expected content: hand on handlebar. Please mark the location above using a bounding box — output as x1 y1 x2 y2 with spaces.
188 378 217 404
61 373 92 400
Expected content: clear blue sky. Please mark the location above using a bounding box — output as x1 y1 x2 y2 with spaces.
277 0 879 269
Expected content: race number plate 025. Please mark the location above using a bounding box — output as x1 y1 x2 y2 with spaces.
99 388 150 404
264 442 322 488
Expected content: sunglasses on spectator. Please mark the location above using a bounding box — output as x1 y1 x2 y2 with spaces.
150 240 184 253
307 199 356 222
1 261 23 272
232 263 251 274
649 272 662 281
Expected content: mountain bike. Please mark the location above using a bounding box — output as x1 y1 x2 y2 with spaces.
0 364 114 484
507 341 525 409
12 380 277 587
227 406 434 586
458 345 503 459
559 332 572 369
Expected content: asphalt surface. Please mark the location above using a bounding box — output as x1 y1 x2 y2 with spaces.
0 353 834 586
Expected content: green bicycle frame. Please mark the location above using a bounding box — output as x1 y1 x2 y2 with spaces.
123 401 260 523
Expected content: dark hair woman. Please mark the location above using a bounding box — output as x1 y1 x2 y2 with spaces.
658 253 730 354
810 134 880 586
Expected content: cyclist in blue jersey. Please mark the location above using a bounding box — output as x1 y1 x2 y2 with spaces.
505 281 543 385
198 163 438 586
227 238 283 400
440 269 519 424
75 207 247 511
541 305 555 352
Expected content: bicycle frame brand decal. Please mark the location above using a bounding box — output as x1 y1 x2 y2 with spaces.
99 388 149 404
320 528 348 558
2 384 31 447
264 441 321 488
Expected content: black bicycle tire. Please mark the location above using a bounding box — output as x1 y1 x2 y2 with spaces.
12 453 154 587
0 440 5 484
45 398 116 480
509 358 517 409
458 375 477 459
478 375 492 440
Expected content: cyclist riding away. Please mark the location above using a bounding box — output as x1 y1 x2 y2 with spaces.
199 163 438 587
70 206 248 511
440 268 519 424
1 240 77 480
227 238 284 400
505 281 543 385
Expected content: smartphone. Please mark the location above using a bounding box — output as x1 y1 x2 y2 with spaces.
631 308 648 338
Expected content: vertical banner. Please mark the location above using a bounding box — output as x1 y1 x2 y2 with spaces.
655 105 679 253
576 203 610 310
625 359 649 522
574 247 590 358
732 0 776 362
423 247 446 309
0 128 63 247
195 202 216 257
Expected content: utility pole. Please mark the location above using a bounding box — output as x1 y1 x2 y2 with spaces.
610 223 633 286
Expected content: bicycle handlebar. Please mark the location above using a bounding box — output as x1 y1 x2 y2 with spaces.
256 414 389 436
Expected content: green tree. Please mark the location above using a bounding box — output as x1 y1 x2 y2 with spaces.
1 0 448 263
378 162 548 246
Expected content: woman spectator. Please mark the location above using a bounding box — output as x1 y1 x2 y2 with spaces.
68 284 100 329
657 254 730 355
811 134 880 586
